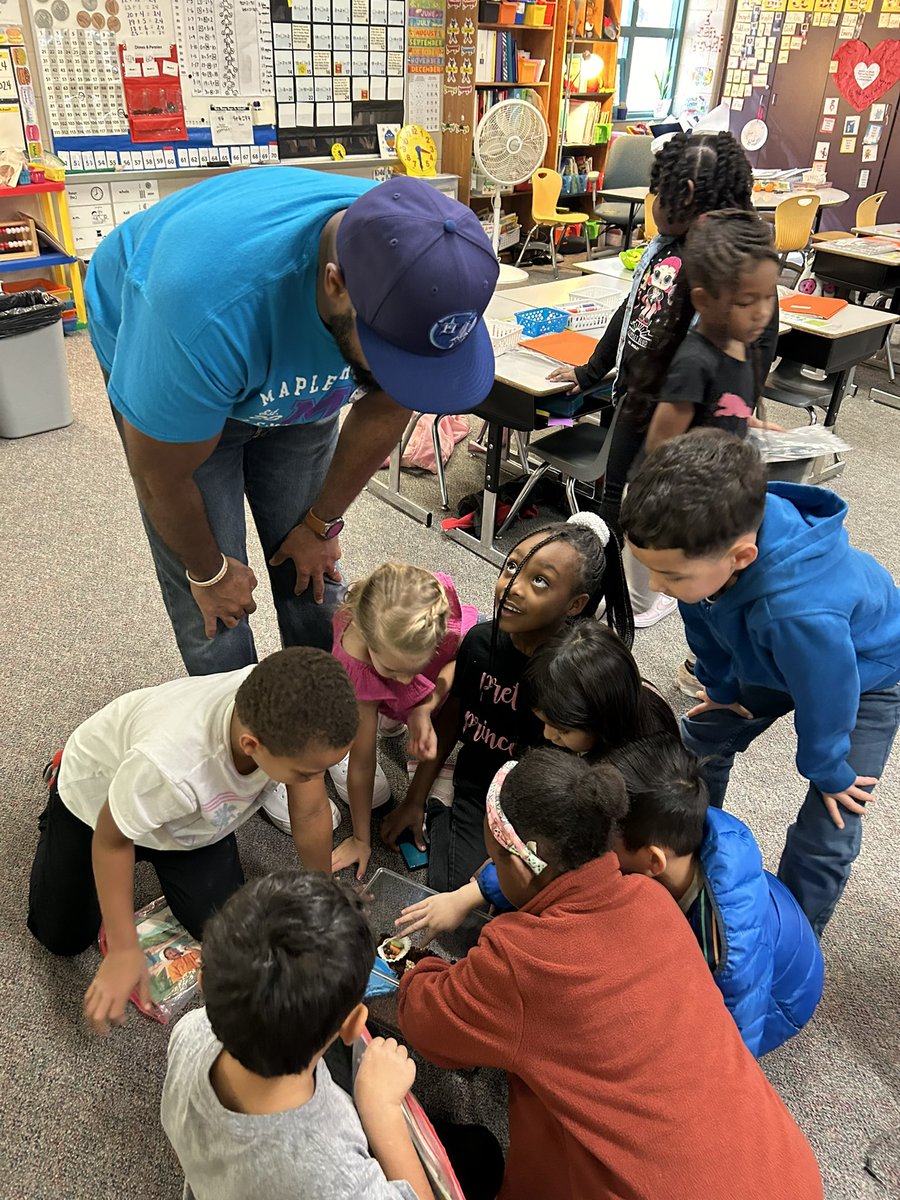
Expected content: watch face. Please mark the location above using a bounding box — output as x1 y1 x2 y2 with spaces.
323 518 344 539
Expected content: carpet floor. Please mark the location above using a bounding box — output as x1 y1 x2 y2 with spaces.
1 288 898 1198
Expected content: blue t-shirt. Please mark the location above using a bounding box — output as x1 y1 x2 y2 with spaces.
84 168 375 443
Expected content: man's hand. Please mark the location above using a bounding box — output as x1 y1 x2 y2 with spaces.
269 523 342 602
332 834 371 880
686 689 754 720
355 1037 416 1113
547 365 580 394
821 776 878 829
395 889 474 939
407 709 437 762
190 556 258 640
381 799 426 852
84 947 150 1035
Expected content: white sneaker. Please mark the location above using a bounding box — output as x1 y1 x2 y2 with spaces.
261 782 341 834
407 761 455 807
328 753 392 809
633 594 678 629
378 714 408 739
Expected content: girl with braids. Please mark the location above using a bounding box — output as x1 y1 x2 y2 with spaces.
329 562 478 878
548 132 779 628
382 512 632 891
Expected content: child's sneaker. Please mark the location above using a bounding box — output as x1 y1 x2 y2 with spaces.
261 782 341 834
328 753 392 809
377 714 408 739
676 658 700 699
407 761 455 806
633 594 678 629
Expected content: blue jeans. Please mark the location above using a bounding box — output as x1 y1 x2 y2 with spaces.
114 410 342 674
680 682 900 936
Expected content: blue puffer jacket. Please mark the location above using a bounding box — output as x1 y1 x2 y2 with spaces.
477 807 824 1056
698 807 823 1056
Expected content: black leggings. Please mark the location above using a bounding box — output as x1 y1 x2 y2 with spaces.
27 779 245 955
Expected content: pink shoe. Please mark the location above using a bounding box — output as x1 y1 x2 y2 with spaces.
633 594 678 629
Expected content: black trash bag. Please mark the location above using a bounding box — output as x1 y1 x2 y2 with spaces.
0 290 62 340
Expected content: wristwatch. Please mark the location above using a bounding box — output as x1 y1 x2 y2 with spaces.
304 508 345 540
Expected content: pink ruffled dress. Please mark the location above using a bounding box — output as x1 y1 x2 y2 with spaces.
333 572 479 723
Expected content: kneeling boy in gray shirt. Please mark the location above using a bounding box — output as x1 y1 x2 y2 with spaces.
161 871 431 1200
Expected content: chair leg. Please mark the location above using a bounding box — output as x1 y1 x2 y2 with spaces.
516 225 538 267
550 230 559 280
496 462 552 537
886 337 896 384
513 429 532 476
400 413 423 455
431 417 450 510
583 223 592 261
564 476 579 515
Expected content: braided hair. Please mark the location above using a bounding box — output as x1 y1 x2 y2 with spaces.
342 562 450 666
686 208 779 403
493 512 635 651
625 132 755 422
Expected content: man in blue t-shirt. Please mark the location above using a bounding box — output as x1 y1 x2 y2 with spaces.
85 170 499 682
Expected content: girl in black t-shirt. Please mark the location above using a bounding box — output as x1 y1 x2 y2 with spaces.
382 512 633 891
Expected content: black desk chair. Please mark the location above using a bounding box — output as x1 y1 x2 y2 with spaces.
497 399 623 536
763 360 838 425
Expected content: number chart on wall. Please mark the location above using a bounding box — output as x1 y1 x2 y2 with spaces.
25 0 278 170
270 0 405 159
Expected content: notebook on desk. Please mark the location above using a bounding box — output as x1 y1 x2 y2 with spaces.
518 329 598 366
779 295 848 319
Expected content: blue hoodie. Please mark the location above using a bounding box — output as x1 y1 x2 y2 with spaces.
683 483 900 795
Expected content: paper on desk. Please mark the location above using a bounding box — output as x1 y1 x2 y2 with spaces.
519 330 598 366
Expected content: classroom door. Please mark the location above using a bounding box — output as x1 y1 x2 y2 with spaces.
756 27 836 173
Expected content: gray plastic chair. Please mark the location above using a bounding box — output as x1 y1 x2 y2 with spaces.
497 399 623 536
594 136 655 231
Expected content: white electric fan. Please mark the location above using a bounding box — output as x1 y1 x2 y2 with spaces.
474 98 549 286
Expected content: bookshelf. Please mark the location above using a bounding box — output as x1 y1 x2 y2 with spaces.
557 0 621 183
442 0 566 208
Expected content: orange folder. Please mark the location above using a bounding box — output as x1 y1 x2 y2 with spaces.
779 295 848 319
519 330 599 366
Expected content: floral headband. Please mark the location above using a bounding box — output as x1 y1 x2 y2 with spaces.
486 761 547 876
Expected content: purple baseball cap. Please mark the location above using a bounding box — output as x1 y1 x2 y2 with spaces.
337 177 500 414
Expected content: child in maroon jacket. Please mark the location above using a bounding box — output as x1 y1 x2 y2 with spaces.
398 748 823 1200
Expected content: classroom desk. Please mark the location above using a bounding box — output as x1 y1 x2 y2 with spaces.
751 187 850 212
594 185 649 249
574 256 637 284
852 223 900 237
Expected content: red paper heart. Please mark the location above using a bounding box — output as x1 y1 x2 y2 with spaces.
834 40 900 112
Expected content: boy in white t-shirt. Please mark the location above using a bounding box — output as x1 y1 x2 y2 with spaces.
27 647 358 1034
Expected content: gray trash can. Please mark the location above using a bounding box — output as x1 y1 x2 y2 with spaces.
0 290 72 438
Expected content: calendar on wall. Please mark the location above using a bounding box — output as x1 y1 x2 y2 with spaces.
270 0 405 158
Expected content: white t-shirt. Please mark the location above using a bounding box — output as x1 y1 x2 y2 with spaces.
58 667 269 852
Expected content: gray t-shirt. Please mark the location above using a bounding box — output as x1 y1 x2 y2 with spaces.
161 1008 418 1200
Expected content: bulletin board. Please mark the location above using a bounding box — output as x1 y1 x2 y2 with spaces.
24 0 278 170
269 0 406 159
0 23 42 157
721 0 900 226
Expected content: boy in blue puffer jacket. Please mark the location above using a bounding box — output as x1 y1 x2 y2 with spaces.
609 734 823 1057
621 429 900 935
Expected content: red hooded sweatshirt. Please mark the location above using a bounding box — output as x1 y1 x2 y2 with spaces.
398 853 822 1200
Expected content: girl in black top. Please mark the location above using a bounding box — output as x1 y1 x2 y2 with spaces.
382 512 632 891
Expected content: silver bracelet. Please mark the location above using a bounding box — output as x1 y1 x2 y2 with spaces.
186 554 228 588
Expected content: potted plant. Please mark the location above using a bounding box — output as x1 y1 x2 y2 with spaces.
653 69 672 119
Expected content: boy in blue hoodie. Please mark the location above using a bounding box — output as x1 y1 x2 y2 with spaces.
609 733 823 1056
621 429 900 935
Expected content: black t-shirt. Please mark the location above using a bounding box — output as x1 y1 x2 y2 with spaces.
450 622 545 808
656 330 755 438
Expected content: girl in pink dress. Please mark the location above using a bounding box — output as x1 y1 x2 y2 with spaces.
330 563 478 879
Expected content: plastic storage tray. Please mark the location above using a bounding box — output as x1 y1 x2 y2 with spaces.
564 285 622 332
360 868 489 1029
516 306 570 337
488 318 523 355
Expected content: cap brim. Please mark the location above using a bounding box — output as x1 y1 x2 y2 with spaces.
357 315 496 415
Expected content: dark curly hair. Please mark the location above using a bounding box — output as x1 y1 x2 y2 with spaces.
651 131 754 227
622 428 767 557
500 747 629 873
202 871 374 1076
235 646 359 756
625 133 755 420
